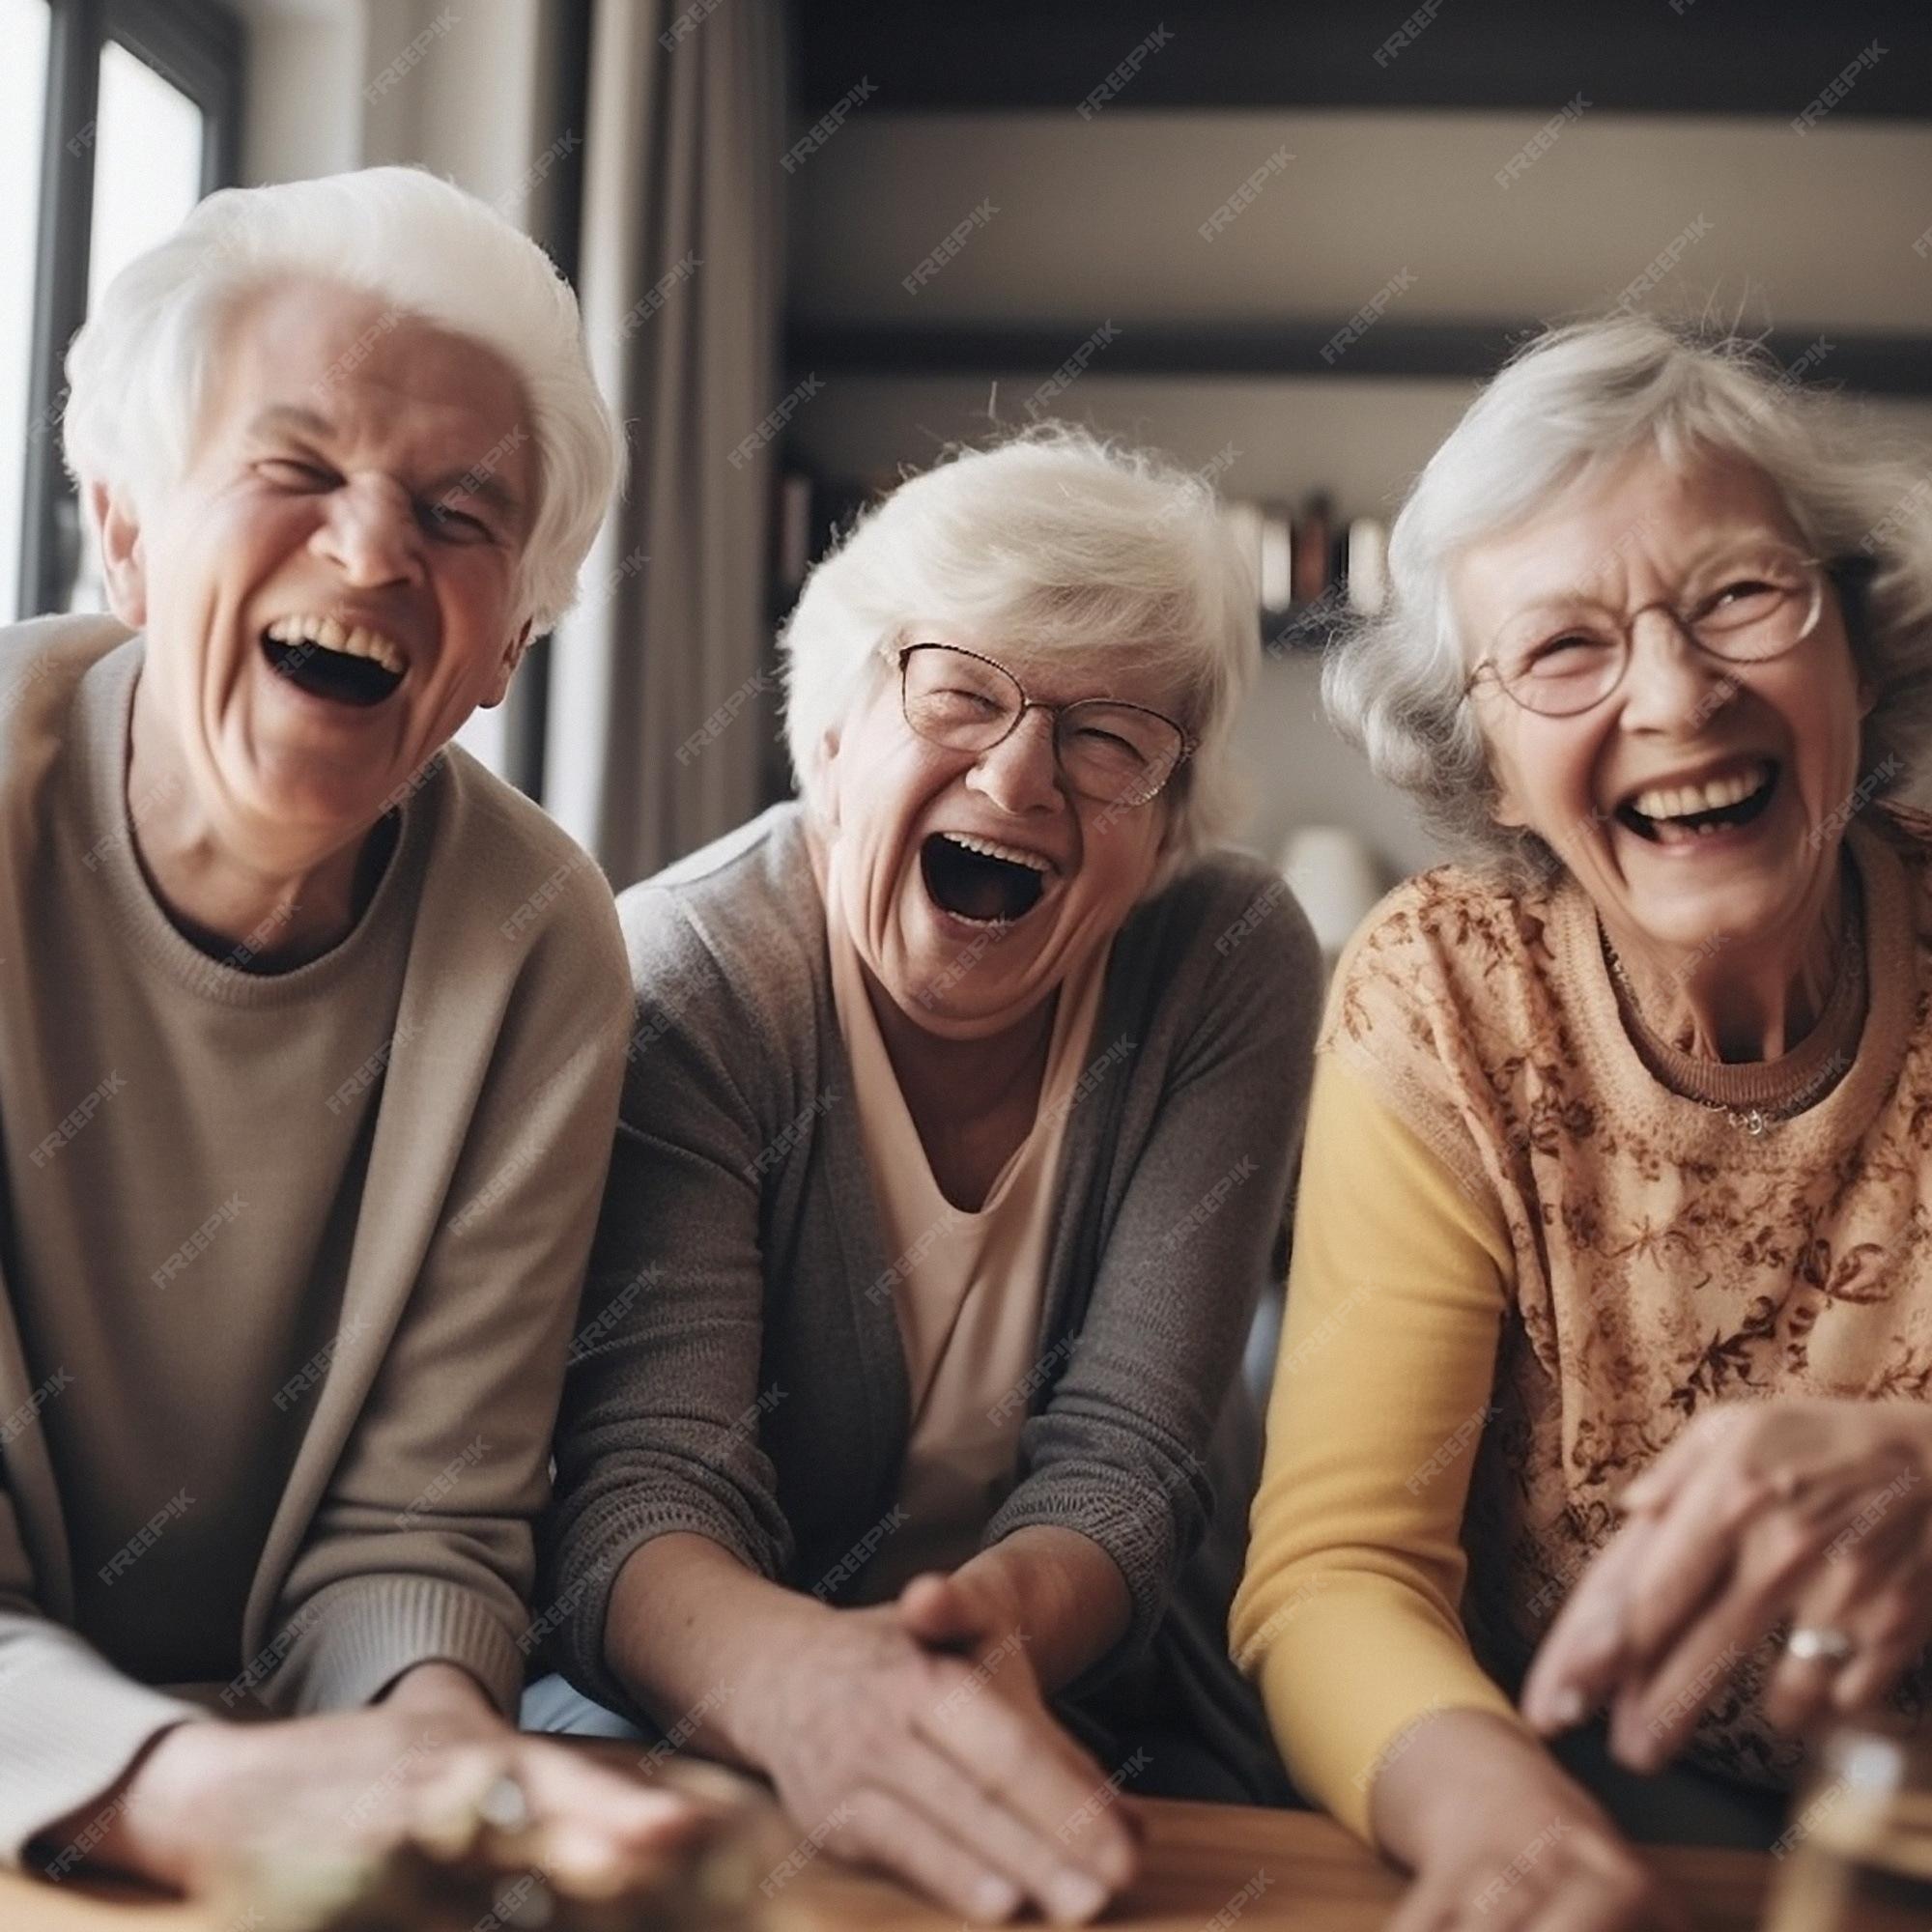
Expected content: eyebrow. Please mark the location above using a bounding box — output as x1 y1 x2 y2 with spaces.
246 404 335 443
245 406 526 525
424 463 524 524
1508 526 1797 608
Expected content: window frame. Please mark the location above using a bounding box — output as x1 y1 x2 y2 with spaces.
17 0 243 620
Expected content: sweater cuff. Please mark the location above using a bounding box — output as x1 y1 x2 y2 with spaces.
981 1486 1171 1684
0 1635 205 1868
262 1576 526 1719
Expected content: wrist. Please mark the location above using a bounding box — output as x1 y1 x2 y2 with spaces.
1373 1710 1608 1869
87 1719 231 1889
723 1596 845 1767
383 1660 498 1720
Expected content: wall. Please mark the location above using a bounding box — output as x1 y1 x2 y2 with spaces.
786 106 1932 882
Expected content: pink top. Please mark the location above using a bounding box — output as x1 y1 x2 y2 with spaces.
828 919 1110 1598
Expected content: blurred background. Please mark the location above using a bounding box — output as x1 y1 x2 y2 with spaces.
6 0 1931 946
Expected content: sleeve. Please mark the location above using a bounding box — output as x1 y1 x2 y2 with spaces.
261 867 634 1720
1229 1052 1530 1847
0 1482 206 1865
980 871 1321 1674
537 899 797 1715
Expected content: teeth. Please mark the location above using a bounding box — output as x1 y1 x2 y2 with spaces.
265 614 407 676
1629 762 1771 822
941 831 1052 873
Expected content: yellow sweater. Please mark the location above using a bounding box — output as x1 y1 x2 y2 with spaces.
1232 806 1932 1846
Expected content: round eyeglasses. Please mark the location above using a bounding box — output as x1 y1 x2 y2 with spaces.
1464 544 1830 718
894 642 1192 810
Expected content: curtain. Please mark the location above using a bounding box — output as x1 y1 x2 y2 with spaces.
544 0 788 889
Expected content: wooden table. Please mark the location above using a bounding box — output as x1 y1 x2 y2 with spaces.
0 1799 1775 1931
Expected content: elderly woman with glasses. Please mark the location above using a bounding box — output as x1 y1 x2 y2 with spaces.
1234 315 1932 1931
535 428 1321 1924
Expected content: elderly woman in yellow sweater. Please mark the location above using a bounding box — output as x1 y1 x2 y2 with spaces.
1233 315 1932 1931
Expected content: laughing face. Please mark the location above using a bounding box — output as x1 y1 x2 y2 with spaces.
96 278 538 854
1457 446 1871 967
816 640 1177 1041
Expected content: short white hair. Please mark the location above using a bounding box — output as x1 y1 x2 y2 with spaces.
1325 315 1932 880
63 164 620 633
780 424 1259 878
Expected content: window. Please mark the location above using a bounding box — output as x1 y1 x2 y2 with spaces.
13 0 242 623
0 0 52 627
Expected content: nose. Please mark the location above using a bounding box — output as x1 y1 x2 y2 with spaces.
964 705 1064 815
1615 604 1741 732
310 476 423 590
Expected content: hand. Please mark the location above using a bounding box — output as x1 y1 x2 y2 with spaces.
1521 1398 1932 1771
1386 1808 1677 1932
740 1571 1138 1923
1374 1711 1684 1932
45 1663 695 1894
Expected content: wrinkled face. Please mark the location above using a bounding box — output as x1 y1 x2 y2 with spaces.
817 638 1180 1039
100 278 538 848
1457 447 1871 960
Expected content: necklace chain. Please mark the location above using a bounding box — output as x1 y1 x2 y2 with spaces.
1602 907 1862 1135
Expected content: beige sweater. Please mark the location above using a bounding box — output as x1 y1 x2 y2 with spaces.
0 616 631 1861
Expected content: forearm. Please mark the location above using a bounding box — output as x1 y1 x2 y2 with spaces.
603 1531 833 1770
954 1525 1130 1692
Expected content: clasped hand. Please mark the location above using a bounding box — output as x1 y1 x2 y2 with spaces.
1522 1397 1932 1768
749 1569 1139 1924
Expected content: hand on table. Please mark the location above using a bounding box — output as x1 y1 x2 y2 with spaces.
741 1568 1138 1924
44 1661 696 1895
1521 1398 1932 1770
1375 1710 1685 1932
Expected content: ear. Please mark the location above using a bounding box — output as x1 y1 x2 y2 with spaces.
814 723 842 830
1490 778 1527 832
479 617 536 710
91 481 148 629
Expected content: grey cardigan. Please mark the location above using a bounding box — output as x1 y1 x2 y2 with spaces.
543 804 1320 1800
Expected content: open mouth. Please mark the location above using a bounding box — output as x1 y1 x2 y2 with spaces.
1614 758 1778 845
260 614 408 709
919 831 1054 925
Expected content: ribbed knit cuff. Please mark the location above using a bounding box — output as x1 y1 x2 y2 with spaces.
0 1634 205 1867
261 1576 526 1719
981 1486 1173 1685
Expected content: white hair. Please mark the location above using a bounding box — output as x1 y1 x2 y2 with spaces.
1324 315 1932 880
780 424 1259 879
62 164 620 633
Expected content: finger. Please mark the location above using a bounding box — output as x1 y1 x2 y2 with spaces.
917 1688 1134 1891
1760 1537 1902 1735
1534 1866 1668 1932
1602 1573 1776 1774
1601 1454 1795 1672
892 1735 1125 1924
827 1787 1022 1925
1383 1864 1459 1932
897 1572 990 1652
1827 1548 1932 1715
514 1742 702 1889
1522 1514 1667 1731
1618 1407 1754 1516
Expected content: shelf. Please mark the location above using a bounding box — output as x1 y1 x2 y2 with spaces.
785 321 1932 397
794 0 1932 121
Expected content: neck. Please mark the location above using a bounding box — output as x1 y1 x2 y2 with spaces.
867 969 1056 1129
1605 863 1852 1064
126 675 379 970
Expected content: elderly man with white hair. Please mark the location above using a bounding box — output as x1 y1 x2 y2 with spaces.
536 428 1323 1925
0 166 687 1889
